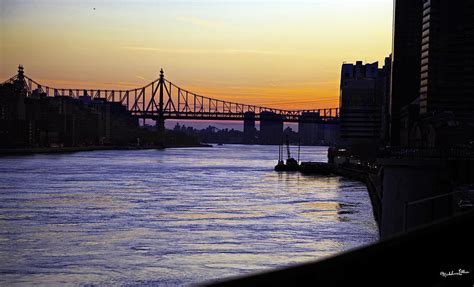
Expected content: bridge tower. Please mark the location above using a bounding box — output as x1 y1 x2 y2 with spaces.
15 65 28 96
157 68 165 131
154 68 166 145
18 65 25 80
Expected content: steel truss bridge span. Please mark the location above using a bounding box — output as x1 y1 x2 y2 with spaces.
5 67 339 123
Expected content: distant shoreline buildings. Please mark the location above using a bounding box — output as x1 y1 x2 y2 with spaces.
0 67 200 148
0 69 139 148
298 112 338 146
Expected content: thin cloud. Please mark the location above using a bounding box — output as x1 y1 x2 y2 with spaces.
176 16 221 28
121 46 284 55
135 75 147 81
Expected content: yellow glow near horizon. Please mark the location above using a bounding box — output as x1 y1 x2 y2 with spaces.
0 0 392 110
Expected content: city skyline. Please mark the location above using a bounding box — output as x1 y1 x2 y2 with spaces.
1 0 392 110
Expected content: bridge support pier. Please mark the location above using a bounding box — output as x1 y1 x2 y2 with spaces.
243 112 256 144
260 112 284 145
155 118 165 147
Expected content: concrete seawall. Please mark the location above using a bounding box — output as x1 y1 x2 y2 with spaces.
378 157 474 239
301 157 474 239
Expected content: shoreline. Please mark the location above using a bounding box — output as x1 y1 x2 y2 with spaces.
0 143 212 156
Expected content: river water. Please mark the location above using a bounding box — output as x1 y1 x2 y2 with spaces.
0 145 377 286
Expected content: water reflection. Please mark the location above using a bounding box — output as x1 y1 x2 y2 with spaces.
0 145 377 285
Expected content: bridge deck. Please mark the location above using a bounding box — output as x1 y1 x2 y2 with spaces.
3 67 339 123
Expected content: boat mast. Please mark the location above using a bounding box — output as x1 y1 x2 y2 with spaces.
286 135 291 160
278 142 281 162
298 138 301 163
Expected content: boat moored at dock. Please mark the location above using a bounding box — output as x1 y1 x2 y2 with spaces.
274 136 301 172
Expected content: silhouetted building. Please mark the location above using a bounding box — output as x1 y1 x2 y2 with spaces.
298 112 338 145
399 98 420 146
323 124 339 146
0 78 28 146
380 55 392 145
259 112 283 145
174 124 243 144
243 112 256 144
390 0 424 146
299 112 321 145
402 0 474 148
339 60 391 158
0 74 140 148
419 0 474 122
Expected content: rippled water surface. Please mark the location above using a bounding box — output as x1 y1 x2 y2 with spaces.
0 145 377 285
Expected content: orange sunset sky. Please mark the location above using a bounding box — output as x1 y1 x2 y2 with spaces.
1 0 392 110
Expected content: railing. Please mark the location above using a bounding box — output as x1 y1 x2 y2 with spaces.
382 147 474 160
403 187 474 231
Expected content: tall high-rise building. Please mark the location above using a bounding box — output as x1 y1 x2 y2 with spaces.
419 0 474 122
380 55 392 145
399 0 474 148
339 60 390 158
390 0 424 146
